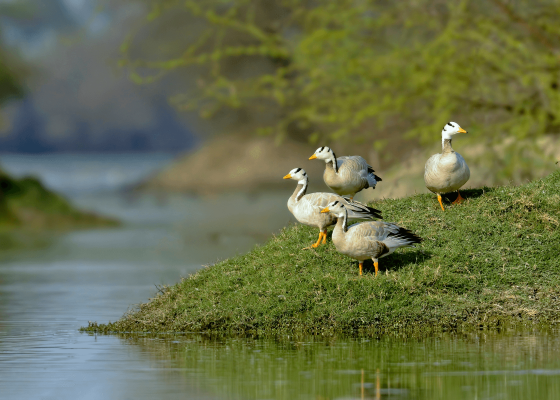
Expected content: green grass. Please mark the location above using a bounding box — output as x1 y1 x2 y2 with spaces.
0 171 118 250
84 170 560 335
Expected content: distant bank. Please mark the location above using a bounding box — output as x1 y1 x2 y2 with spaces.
136 135 327 195
0 168 117 250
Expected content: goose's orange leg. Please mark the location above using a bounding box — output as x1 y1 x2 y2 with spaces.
374 261 379 277
358 262 363 276
452 191 465 205
311 231 324 248
437 194 445 211
321 229 327 244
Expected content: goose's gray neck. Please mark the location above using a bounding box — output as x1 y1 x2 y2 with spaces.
442 139 454 154
335 209 348 233
326 152 338 173
293 180 308 202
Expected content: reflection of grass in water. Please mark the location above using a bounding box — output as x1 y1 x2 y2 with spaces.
0 171 118 250
107 332 560 400
84 171 560 335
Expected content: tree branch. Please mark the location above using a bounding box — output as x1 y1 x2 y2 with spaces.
490 0 557 53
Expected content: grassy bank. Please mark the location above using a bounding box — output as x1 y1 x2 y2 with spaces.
84 170 560 335
0 171 117 250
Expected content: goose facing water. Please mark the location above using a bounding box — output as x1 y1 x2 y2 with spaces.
424 122 470 211
283 168 382 249
309 147 381 200
321 201 422 276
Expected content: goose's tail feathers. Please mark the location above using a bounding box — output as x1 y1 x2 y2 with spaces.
365 172 382 189
384 226 422 248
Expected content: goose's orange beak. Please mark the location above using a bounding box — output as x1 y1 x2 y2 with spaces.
458 128 467 133
309 154 317 160
283 174 292 179
320 207 330 213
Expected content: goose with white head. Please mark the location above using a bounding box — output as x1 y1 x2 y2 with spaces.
309 146 381 200
424 122 470 211
283 168 382 249
321 201 422 276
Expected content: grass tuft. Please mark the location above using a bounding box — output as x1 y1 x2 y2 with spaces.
83 171 560 335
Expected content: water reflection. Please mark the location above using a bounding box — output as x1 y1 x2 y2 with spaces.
103 332 560 400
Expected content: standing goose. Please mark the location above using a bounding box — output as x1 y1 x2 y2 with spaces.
424 122 470 211
309 147 381 200
321 201 422 276
283 168 382 249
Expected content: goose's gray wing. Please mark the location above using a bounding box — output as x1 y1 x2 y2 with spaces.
338 156 381 189
343 221 390 258
305 193 382 220
351 221 421 249
292 193 337 228
341 196 383 219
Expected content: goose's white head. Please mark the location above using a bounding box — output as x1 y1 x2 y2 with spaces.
442 121 467 141
283 167 308 184
309 146 335 163
321 200 346 217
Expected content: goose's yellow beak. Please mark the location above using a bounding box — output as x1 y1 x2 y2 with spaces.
321 207 330 213
309 154 317 160
458 128 467 133
283 174 292 179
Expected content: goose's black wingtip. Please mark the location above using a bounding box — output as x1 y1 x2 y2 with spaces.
366 206 383 219
397 227 423 244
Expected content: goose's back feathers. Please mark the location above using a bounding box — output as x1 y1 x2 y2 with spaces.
333 220 421 261
325 156 381 196
288 192 381 230
288 192 338 229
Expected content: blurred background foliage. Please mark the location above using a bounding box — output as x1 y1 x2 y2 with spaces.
0 2 26 112
119 0 560 180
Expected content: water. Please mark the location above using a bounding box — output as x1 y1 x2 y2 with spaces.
1 153 559 399
108 333 560 400
0 152 174 195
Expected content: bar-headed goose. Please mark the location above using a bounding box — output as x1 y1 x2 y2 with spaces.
424 122 470 211
321 201 422 276
283 168 382 249
309 147 381 200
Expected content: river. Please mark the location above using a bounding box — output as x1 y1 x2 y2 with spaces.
0 153 559 400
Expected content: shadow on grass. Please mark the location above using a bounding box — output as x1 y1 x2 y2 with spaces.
440 187 493 204
358 249 432 276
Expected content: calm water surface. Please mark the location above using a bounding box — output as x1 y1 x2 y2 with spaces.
0 153 559 399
